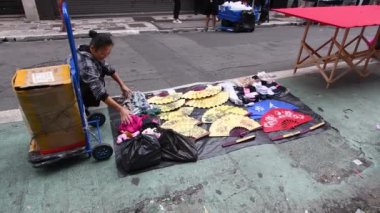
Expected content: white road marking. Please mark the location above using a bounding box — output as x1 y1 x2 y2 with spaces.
0 109 22 124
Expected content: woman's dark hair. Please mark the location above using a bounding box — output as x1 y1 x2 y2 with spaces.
89 30 113 50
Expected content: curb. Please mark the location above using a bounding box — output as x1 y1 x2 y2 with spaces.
152 21 300 34
0 21 300 42
1 33 88 42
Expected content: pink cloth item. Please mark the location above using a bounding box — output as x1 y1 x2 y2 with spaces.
243 88 251 95
245 92 258 99
119 114 143 133
117 133 129 144
142 128 161 138
131 131 140 137
116 131 140 144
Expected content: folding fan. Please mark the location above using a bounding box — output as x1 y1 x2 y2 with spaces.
154 99 185 112
247 100 298 120
209 114 261 137
260 108 313 133
161 116 201 128
186 91 229 108
182 85 222 99
159 107 194 120
202 105 248 123
269 121 326 141
147 92 183 105
161 117 208 140
162 124 209 140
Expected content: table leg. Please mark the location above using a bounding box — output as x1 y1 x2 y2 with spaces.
353 27 366 56
361 26 380 77
323 27 339 70
327 28 350 88
294 21 311 74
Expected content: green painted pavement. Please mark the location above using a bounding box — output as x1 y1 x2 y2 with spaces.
0 69 379 213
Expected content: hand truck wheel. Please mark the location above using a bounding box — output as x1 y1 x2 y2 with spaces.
92 144 113 161
88 112 106 127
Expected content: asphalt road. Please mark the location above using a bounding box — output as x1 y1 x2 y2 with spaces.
0 25 377 111
1 25 380 212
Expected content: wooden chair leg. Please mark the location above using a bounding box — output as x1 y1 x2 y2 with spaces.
324 28 339 70
329 28 350 84
294 21 311 74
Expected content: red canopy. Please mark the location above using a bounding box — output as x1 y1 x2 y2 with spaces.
273 6 380 28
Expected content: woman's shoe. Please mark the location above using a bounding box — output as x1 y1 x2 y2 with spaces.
173 19 182 23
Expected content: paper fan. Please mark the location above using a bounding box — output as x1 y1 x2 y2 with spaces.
202 105 248 123
209 114 261 137
147 92 183 105
161 117 208 140
186 91 229 108
162 124 209 140
161 116 201 129
247 100 298 120
159 107 194 120
260 108 313 133
182 85 222 99
154 99 185 112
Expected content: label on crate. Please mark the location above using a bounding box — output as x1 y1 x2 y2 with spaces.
32 71 55 84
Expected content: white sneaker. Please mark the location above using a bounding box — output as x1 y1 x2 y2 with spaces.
173 19 182 23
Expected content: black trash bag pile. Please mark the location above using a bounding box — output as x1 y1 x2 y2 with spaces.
116 134 161 173
116 128 198 174
158 128 198 162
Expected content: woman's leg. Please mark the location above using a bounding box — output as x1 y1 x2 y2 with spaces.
58 0 66 32
212 15 216 28
205 15 210 30
173 0 181 20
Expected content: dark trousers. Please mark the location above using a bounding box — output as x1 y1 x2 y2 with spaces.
174 0 181 19
356 0 370 5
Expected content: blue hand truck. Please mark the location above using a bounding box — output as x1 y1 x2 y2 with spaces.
28 2 113 167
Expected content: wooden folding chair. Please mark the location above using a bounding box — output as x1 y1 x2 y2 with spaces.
294 21 380 88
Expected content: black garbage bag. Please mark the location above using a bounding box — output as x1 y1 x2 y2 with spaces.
116 134 161 173
158 129 198 162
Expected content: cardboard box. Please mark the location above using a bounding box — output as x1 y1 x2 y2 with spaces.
12 65 86 155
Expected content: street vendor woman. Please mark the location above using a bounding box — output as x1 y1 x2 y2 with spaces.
76 30 131 124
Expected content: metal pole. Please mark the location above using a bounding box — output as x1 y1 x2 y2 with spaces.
62 2 91 153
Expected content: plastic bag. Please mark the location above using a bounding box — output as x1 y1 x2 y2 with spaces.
116 134 161 173
158 129 198 162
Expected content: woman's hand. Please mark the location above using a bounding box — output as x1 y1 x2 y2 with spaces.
121 85 132 98
120 107 132 124
104 96 131 124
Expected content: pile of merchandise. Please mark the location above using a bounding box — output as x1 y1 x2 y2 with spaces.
114 72 325 174
222 1 253 11
115 92 198 174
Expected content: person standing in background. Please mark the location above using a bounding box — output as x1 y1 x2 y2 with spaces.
301 0 316 7
291 0 299 7
57 0 66 32
356 0 370 5
202 0 221 31
173 0 182 23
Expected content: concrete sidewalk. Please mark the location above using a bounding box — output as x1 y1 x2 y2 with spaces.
0 13 299 42
1 67 380 212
